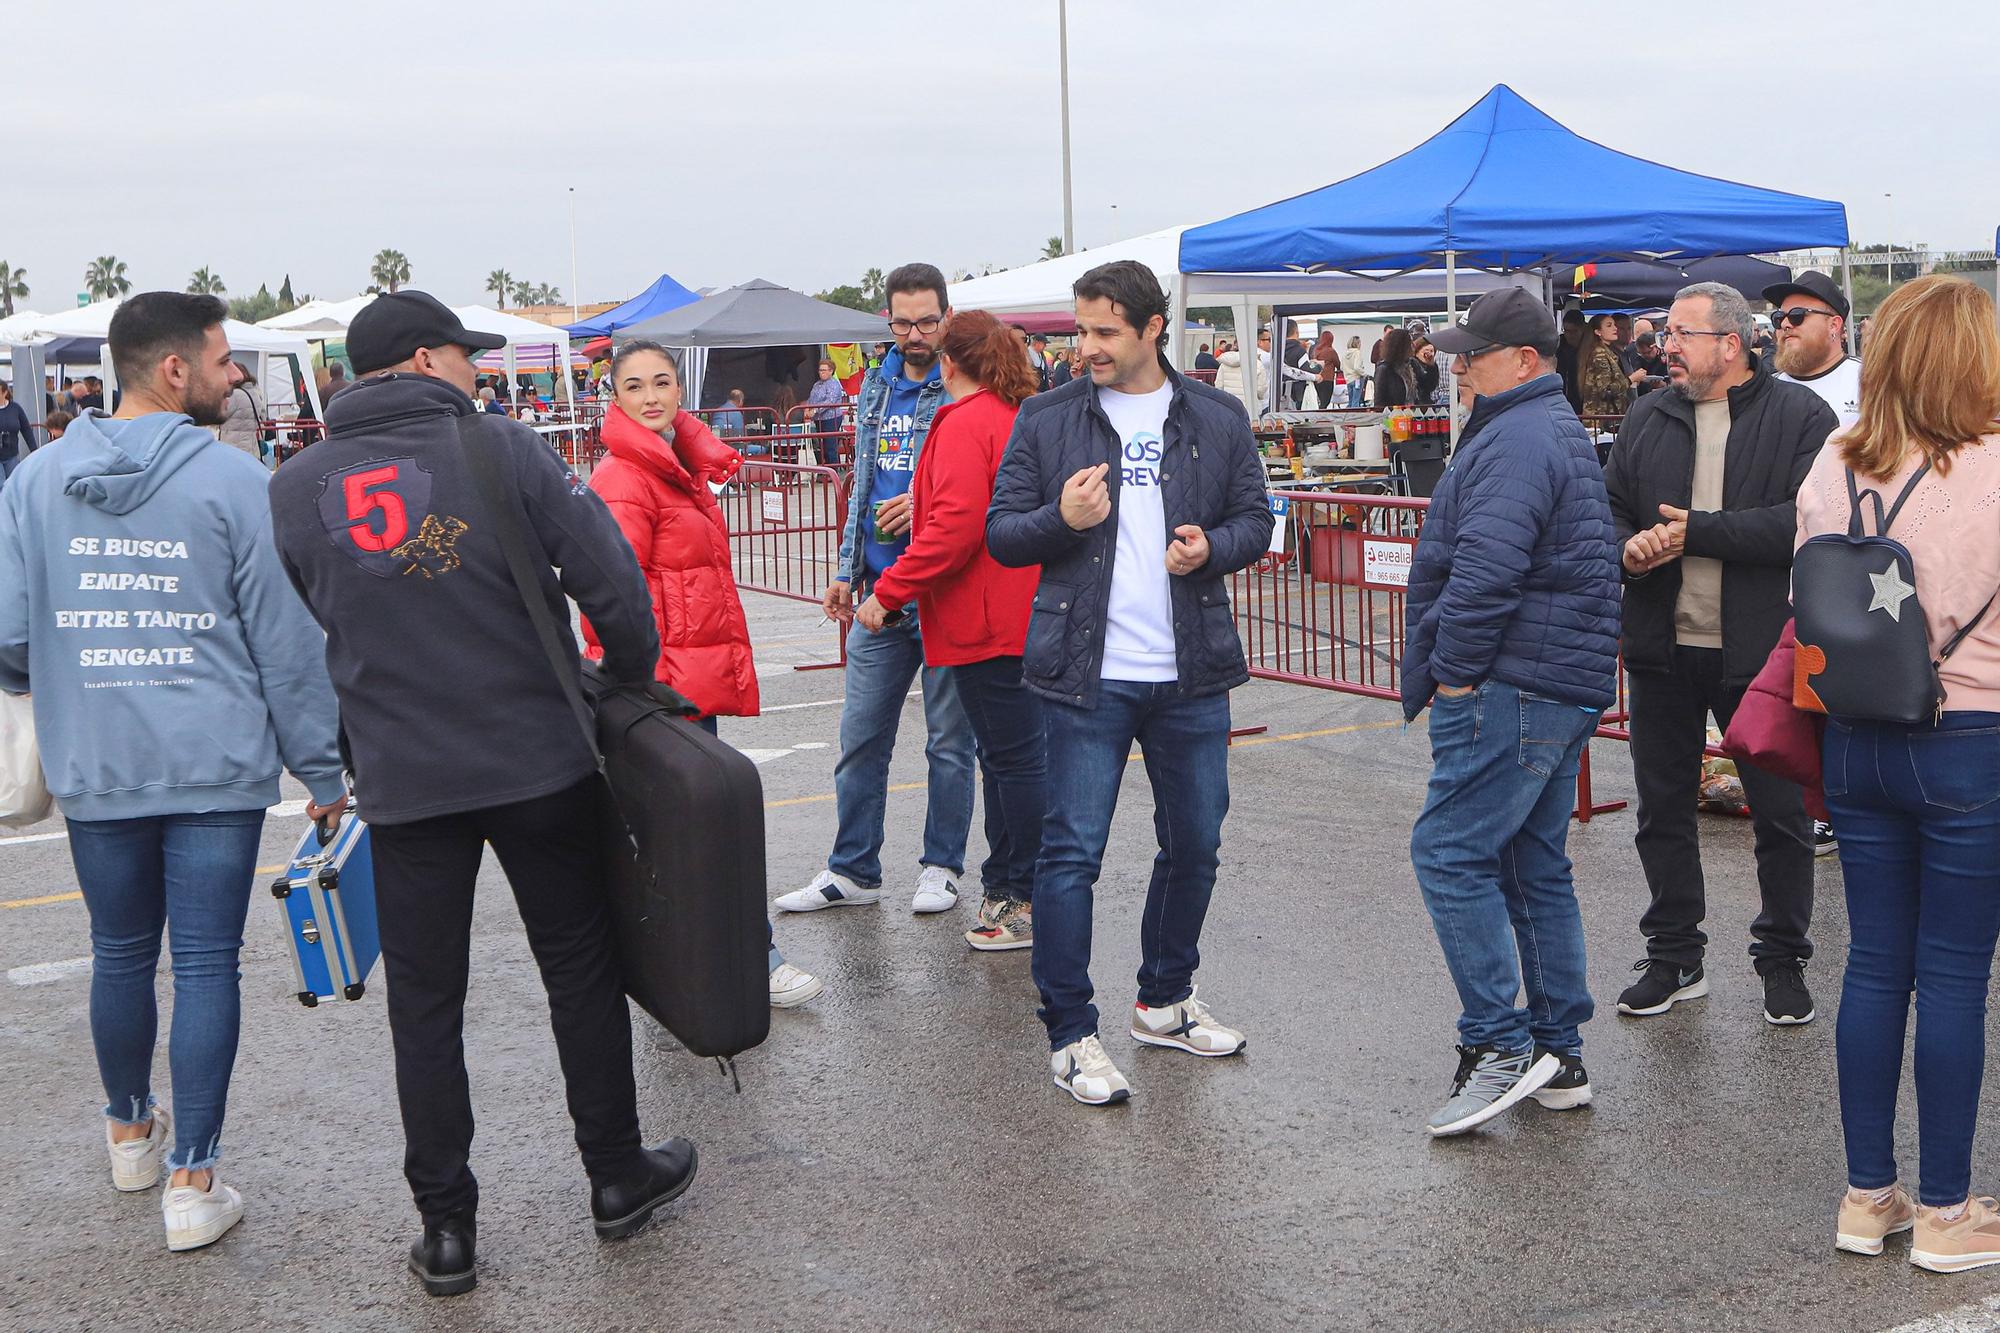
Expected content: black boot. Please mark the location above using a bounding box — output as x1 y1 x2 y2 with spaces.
408 1213 477 1296
590 1138 699 1241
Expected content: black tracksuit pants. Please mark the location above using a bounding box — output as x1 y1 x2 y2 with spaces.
1627 646 1815 973
370 777 645 1224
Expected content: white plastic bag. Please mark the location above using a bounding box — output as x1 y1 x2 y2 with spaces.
0 691 54 827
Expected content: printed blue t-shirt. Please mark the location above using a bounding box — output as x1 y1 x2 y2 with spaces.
863 353 939 577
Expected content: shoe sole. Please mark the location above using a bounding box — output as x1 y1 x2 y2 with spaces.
775 890 883 913
1765 1007 1817 1026
1130 1028 1246 1058
1531 1083 1594 1110
593 1147 699 1241
1426 1053 1562 1137
409 1258 478 1296
769 977 825 1009
1617 976 1709 1016
1912 1246 2000 1273
966 933 1032 952
164 1207 243 1253
1052 1073 1131 1107
911 895 959 915
1837 1220 1913 1257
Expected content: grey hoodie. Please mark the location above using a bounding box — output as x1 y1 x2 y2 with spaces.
0 411 345 819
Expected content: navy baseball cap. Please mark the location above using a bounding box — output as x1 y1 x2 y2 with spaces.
1429 287 1560 357
347 290 506 375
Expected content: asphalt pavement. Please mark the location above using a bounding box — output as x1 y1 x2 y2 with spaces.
7 594 2000 1332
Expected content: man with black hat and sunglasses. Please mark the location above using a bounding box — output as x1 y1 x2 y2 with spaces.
1402 287 1621 1137
1764 270 1861 431
267 291 695 1297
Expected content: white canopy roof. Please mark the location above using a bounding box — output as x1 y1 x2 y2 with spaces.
0 310 50 340
453 304 571 348
947 228 1187 315
257 294 379 336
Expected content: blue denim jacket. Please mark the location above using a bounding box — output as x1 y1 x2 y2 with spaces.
837 352 948 588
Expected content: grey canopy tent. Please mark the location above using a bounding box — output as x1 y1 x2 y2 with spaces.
618 278 891 409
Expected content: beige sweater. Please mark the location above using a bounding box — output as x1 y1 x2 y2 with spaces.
1794 434 2000 713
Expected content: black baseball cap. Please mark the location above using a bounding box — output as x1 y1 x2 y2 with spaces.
1429 287 1560 357
1760 269 1849 321
346 290 507 375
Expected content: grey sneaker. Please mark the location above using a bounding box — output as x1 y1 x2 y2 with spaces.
1426 1044 1561 1137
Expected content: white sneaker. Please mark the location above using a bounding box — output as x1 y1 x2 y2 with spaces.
911 865 960 914
774 869 882 913
1051 1035 1132 1106
107 1105 171 1192
768 962 824 1009
1130 986 1246 1057
162 1176 244 1252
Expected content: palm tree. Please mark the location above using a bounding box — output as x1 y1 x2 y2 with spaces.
533 283 562 306
187 266 226 296
0 262 26 317
861 267 886 309
510 279 536 307
369 249 411 293
486 269 513 309
1041 236 1064 260
85 256 131 302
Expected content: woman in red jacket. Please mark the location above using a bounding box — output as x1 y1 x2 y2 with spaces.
856 312 1043 951
584 341 821 1008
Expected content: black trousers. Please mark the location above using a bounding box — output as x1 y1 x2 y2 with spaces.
1627 647 1814 972
371 777 644 1224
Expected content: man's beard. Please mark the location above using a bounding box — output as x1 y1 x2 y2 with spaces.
901 343 936 370
1772 335 1834 377
183 379 232 427
1669 359 1717 401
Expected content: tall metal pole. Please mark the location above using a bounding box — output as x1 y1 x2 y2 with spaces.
1059 0 1074 255
568 186 581 323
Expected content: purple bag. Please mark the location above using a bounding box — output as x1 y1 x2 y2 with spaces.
1721 618 1828 823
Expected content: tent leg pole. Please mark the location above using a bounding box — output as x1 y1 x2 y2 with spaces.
1232 297 1258 417
1445 250 1460 447
1840 248 1858 356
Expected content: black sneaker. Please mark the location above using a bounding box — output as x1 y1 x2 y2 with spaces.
1763 961 1816 1025
1530 1047 1593 1110
1814 821 1839 856
1616 958 1709 1016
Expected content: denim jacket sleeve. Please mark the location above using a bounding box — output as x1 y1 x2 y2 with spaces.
836 375 882 585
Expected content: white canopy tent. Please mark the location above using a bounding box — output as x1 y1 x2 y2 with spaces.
454 305 576 417
257 294 379 336
946 227 1189 315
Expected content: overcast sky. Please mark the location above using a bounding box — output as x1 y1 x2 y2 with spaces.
8 0 1995 313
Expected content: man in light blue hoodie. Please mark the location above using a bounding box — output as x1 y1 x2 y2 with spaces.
0 292 345 1254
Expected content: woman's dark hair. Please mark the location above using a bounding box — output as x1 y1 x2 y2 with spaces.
938 310 1039 407
106 291 227 388
1589 313 1617 336
884 262 949 315
1380 327 1413 366
610 338 681 384
1072 260 1169 348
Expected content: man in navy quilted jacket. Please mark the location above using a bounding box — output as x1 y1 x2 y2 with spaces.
1400 287 1622 1138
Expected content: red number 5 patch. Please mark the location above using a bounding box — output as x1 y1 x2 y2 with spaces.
343 464 410 551
317 456 435 578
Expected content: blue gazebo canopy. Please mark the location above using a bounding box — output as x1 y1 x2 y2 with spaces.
565 272 702 337
1180 85 1850 275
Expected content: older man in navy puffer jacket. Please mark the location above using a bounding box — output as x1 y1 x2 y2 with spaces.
1399 288 1622 1140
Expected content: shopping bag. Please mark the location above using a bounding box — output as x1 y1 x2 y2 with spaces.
0 691 55 827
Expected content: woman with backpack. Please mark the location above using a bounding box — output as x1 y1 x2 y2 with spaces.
1795 276 2000 1272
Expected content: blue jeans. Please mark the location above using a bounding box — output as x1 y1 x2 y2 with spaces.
950 655 1046 905
67 809 267 1171
1410 681 1598 1054
1346 378 1366 408
1033 680 1231 1049
698 713 785 974
1825 712 2000 1206
828 606 974 886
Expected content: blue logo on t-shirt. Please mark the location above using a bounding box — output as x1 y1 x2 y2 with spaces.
1121 432 1163 488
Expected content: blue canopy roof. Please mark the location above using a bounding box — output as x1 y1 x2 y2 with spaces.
564 272 702 337
1180 85 1849 275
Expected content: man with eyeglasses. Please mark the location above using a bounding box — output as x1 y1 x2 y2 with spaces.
1763 271 1860 431
778 262 977 922
1603 281 1839 1029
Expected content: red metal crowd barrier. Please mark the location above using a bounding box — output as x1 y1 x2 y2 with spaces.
690 405 779 438
717 460 853 671
266 418 326 465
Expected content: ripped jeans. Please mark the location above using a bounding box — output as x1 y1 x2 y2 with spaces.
68 809 265 1172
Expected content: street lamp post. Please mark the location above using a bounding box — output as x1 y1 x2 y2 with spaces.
1059 0 1073 256
568 186 581 323
1883 192 1895 289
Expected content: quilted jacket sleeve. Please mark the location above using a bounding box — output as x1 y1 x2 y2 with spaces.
1199 402 1276 578
1427 445 1559 688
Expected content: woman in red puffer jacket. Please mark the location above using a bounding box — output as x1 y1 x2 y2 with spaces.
582 340 759 722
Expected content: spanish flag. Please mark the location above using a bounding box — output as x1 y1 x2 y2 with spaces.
827 343 866 394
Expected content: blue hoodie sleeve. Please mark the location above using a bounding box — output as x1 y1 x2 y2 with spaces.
0 492 27 694
234 509 347 806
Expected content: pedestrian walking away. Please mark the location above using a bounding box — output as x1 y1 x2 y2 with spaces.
1795 276 2000 1271
988 260 1274 1107
267 290 698 1297
1604 281 1839 1025
777 263 977 919
857 310 1046 955
0 292 348 1252
1404 288 1622 1137
581 338 823 1010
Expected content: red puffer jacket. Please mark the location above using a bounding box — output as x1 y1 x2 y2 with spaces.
870 389 1039 667
582 406 760 718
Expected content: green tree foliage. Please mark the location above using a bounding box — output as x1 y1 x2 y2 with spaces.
369 249 411 293
487 269 513 308
228 284 280 324
85 256 131 301
0 262 27 316
187 266 227 295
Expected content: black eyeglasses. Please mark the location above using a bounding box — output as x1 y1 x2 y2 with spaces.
887 316 944 336
1771 306 1837 328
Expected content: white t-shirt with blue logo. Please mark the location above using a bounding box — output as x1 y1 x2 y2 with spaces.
1098 381 1178 681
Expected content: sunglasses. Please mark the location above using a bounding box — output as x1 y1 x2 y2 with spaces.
1771 306 1837 328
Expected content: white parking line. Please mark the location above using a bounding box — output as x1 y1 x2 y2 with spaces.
8 956 92 986
1879 1296 2000 1331
761 691 916 714
0 831 67 847
0 800 311 854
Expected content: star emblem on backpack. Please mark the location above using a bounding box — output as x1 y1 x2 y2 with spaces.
1867 563 1916 622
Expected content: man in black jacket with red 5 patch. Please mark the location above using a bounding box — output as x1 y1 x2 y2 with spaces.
269 292 694 1297
1604 281 1838 1030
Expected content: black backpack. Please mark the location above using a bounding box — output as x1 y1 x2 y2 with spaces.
1793 461 1992 724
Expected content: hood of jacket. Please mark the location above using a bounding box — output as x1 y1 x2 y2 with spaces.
57 411 224 515
601 406 742 489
